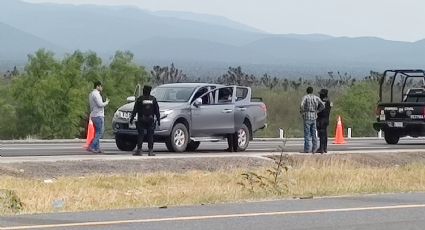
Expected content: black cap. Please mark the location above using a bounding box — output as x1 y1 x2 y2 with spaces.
319 89 328 95
143 85 152 95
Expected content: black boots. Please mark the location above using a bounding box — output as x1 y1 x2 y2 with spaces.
133 149 142 156
133 149 155 156
148 149 155 156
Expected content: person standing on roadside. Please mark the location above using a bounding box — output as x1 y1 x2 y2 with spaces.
317 89 332 154
88 81 109 153
130 85 160 156
300 86 324 154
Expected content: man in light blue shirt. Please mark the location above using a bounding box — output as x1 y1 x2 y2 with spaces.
88 81 109 153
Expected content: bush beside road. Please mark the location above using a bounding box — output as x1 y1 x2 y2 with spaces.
1 49 383 140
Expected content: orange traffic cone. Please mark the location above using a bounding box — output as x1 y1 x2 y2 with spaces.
83 118 95 149
333 116 346 144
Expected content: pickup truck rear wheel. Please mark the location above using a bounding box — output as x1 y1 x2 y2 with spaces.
165 123 189 152
384 132 400 144
115 135 137 151
235 124 250 151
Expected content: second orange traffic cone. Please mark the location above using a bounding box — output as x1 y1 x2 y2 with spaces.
83 118 95 149
333 116 346 144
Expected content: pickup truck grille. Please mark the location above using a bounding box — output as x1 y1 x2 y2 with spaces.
114 123 130 130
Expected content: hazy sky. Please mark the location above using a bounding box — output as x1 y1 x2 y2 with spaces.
25 0 425 42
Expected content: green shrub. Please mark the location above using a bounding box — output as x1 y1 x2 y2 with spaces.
0 189 23 214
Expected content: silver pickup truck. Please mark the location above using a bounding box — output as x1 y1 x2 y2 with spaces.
112 83 267 152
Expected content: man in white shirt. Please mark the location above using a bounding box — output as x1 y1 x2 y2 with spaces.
88 81 109 153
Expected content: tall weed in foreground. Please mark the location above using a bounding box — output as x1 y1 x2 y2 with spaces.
238 137 293 195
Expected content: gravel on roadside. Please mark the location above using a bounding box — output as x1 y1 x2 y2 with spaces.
2 151 425 178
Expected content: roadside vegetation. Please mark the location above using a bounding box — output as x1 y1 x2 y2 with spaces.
2 154 425 215
0 49 149 139
0 49 387 140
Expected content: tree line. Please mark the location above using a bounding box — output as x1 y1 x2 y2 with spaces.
0 49 389 139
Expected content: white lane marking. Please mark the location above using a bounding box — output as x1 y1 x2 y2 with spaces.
2 203 425 229
1 141 410 149
347 147 391 149
248 149 277 151
1 143 86 146
1 147 83 150
1 148 277 152
2 142 284 147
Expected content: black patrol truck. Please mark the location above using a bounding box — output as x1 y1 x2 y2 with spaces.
373 69 425 144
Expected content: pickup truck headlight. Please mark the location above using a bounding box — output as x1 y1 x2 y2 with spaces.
114 110 133 120
160 109 173 119
113 110 120 119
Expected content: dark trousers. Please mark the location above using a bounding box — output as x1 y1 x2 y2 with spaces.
227 133 237 152
317 119 328 152
136 122 155 151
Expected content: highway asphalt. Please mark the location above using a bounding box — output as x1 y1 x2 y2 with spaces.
2 193 425 229
1 137 425 157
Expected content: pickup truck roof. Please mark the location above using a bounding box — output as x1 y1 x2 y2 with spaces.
158 83 224 88
156 83 263 102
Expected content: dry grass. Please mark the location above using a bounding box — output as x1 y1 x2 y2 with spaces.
287 158 425 196
1 159 425 215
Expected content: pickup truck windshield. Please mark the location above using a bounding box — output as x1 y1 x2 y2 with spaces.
402 88 425 102
152 87 196 102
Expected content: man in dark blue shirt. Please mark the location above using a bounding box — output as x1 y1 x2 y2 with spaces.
317 89 332 154
130 85 160 156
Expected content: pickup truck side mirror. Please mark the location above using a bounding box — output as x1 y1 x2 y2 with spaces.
193 98 202 107
127 96 136 103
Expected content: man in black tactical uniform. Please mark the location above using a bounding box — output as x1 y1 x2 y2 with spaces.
317 89 332 154
130 85 160 156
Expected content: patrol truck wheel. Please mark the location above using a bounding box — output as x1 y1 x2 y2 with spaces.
115 135 137 151
235 124 250 151
384 132 400 144
166 123 189 152
186 141 201 152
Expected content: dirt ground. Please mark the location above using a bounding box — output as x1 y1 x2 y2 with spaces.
1 152 425 178
0 157 273 178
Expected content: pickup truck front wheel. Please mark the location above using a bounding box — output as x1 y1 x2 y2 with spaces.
235 124 250 151
166 123 189 152
384 132 400 144
115 135 137 151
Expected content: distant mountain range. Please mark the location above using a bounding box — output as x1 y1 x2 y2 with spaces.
1 0 424 77
0 21 61 61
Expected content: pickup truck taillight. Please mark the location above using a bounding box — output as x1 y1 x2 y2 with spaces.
375 106 384 120
375 107 382 116
261 104 267 113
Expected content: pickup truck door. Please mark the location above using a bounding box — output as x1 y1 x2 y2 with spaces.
234 86 249 130
191 86 235 136
134 84 141 97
